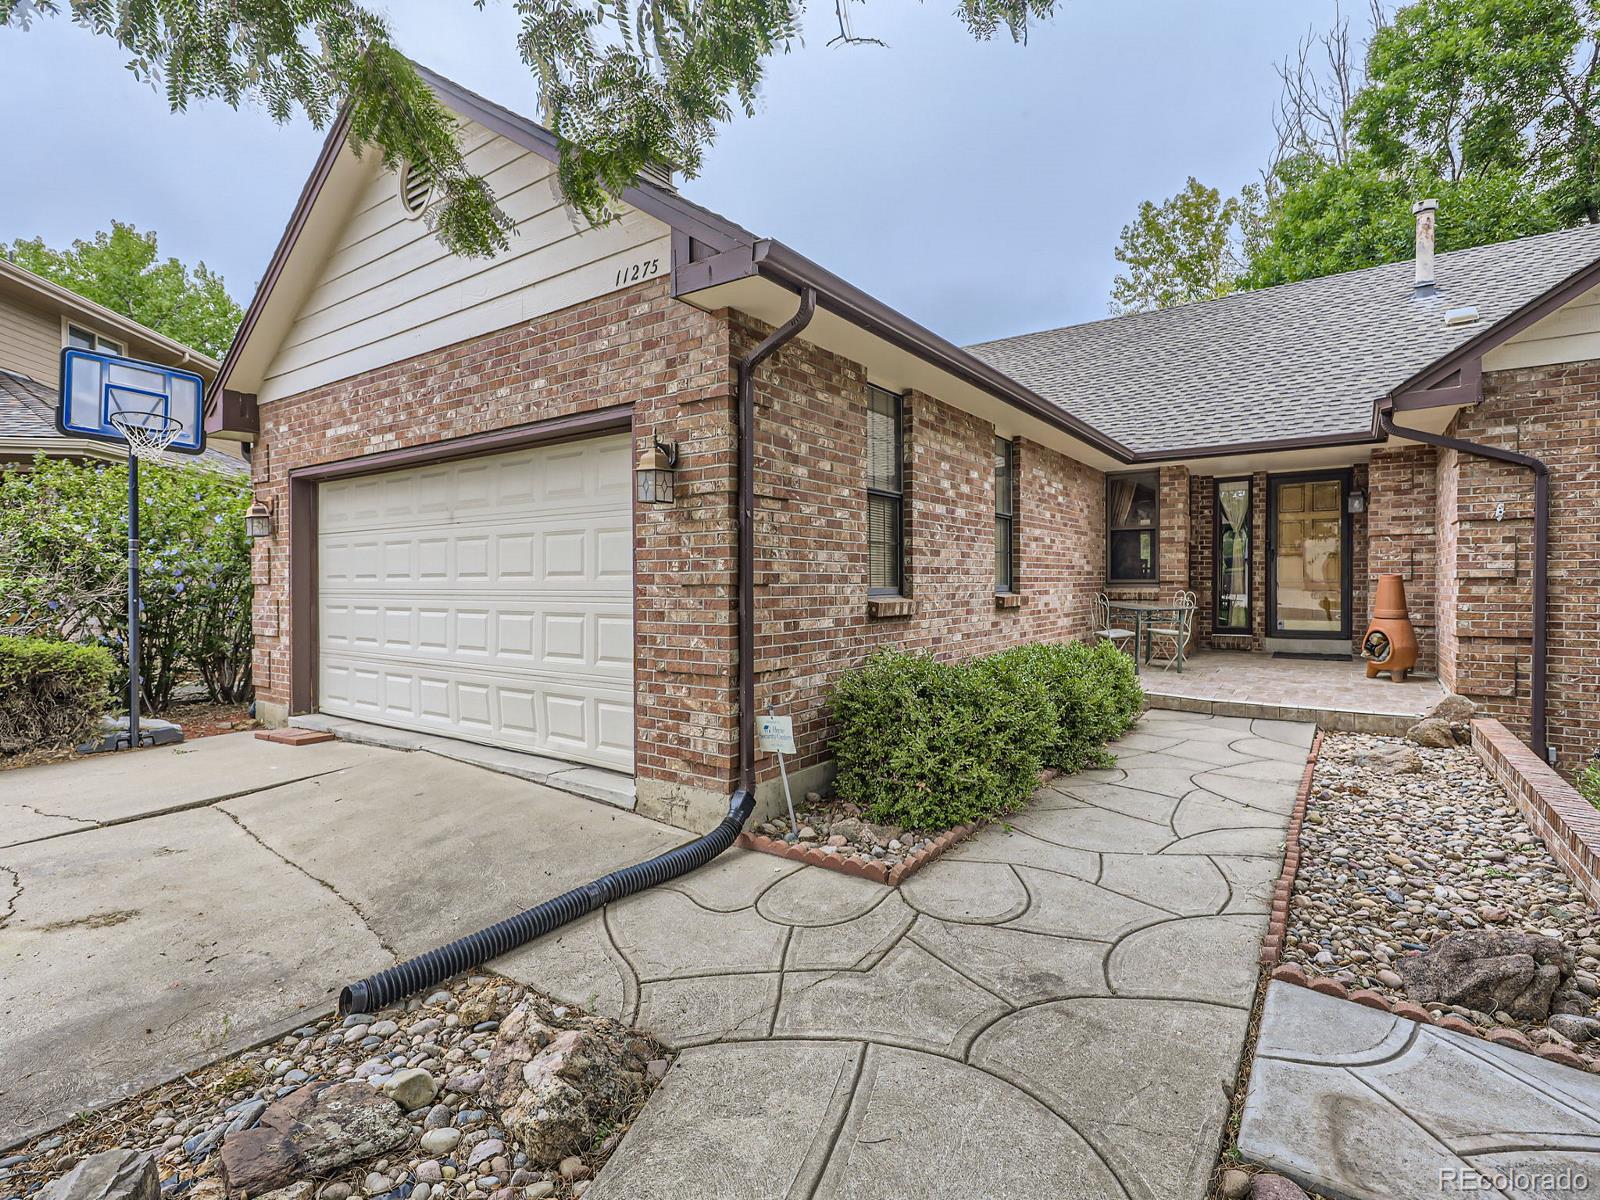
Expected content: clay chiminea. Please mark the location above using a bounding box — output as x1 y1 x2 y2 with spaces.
1363 573 1419 682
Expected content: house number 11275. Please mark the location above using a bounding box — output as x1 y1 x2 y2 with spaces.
615 257 661 288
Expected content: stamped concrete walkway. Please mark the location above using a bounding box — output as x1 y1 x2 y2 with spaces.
1241 982 1600 1197
499 711 1312 1200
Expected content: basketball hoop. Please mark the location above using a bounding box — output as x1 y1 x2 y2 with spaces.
109 411 185 462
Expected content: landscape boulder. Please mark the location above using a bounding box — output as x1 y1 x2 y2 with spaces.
41 1150 158 1200
480 1002 659 1165
1396 931 1568 1022
218 1082 410 1198
1405 717 1458 749
1251 1175 1310 1200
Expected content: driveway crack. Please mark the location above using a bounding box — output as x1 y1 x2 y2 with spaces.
216 808 399 959
0 864 20 927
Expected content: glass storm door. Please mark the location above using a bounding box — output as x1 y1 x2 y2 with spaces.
1268 473 1350 638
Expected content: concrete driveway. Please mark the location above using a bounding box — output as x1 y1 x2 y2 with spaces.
0 734 682 1148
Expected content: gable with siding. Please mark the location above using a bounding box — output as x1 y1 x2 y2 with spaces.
257 120 673 404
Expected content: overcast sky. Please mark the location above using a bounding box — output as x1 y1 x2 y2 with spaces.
0 1 1345 345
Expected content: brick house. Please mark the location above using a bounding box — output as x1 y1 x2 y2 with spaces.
211 65 1600 832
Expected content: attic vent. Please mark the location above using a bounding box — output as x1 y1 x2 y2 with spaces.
400 161 434 217
1444 305 1480 327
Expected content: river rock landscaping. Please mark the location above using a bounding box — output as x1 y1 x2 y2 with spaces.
1282 730 1600 1055
750 793 938 873
0 975 668 1200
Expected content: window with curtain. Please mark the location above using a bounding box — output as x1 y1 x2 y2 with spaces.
1215 478 1251 631
995 437 1015 593
867 386 904 594
1107 471 1159 582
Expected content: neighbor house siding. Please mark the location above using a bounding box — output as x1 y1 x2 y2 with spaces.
1435 361 1600 767
0 292 60 387
256 120 673 404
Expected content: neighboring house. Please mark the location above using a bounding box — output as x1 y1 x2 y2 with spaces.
0 257 242 470
211 63 1600 832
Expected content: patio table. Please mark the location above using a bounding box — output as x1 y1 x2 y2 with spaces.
1106 600 1189 673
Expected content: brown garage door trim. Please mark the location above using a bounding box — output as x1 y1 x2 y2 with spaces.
286 405 636 714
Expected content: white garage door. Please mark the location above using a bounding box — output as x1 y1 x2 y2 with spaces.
316 433 634 772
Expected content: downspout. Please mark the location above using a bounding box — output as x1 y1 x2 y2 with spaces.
1377 407 1550 761
338 287 818 1016
734 287 817 796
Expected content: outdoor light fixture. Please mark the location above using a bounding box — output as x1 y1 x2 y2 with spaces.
635 437 679 504
1347 488 1367 515
245 499 274 539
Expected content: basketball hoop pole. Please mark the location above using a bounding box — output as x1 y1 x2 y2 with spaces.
125 442 142 751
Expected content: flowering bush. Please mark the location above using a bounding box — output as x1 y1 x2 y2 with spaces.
0 455 253 711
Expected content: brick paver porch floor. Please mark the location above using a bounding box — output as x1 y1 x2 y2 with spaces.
493 712 1310 1199
1139 650 1447 735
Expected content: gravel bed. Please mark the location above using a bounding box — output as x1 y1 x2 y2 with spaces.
1283 731 1600 1045
0 974 667 1200
752 793 938 874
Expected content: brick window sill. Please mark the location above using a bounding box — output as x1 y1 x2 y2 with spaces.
867 595 914 619
995 592 1025 609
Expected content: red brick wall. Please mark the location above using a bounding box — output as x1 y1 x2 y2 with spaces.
1439 363 1600 766
1436 445 1461 690
1367 445 1438 672
250 284 1111 814
249 278 744 797
741 315 1106 782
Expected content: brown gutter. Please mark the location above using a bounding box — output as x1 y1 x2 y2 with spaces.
734 287 816 796
1378 407 1550 762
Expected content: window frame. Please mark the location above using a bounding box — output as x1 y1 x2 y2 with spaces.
1105 470 1161 585
994 436 1016 594
1212 476 1253 634
866 385 906 596
64 321 124 357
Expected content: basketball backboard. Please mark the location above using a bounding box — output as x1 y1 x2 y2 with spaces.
57 347 206 455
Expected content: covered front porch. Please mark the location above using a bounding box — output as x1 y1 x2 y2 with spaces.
1137 649 1446 735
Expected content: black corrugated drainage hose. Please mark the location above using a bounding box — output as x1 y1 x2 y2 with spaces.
339 289 819 1017
341 789 754 1015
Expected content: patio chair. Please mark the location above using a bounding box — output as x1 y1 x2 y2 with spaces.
1093 593 1137 656
1148 593 1198 672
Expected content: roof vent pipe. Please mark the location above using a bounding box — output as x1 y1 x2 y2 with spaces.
1413 199 1438 290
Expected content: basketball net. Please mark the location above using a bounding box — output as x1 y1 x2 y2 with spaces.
109 412 184 463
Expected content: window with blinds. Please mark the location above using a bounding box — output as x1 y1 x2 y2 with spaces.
995 437 1015 593
867 386 904 594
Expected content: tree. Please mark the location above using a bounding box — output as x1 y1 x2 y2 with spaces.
1109 178 1247 314
8 224 243 359
0 0 1059 258
1242 151 1556 287
1355 0 1600 224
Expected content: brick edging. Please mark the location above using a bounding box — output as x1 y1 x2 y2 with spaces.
1258 730 1320 969
736 768 1063 886
1258 726 1600 1076
1471 716 1600 909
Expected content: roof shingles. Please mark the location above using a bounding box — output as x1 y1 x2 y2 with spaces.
966 223 1600 456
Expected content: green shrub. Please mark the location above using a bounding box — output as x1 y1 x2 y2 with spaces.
992 640 1145 773
0 455 253 709
1578 759 1600 811
0 636 115 754
829 648 1054 830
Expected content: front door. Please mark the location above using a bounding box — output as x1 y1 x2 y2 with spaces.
1267 471 1352 640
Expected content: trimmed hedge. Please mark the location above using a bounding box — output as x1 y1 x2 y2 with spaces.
991 640 1144 773
1578 759 1600 811
0 636 115 755
829 639 1145 830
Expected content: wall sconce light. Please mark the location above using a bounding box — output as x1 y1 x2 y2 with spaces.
635 437 678 504
1347 488 1367 515
245 499 274 539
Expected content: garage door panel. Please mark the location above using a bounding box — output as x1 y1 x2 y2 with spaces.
317 433 633 772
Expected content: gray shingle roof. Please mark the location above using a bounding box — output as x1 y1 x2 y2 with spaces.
0 368 247 473
967 223 1600 456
